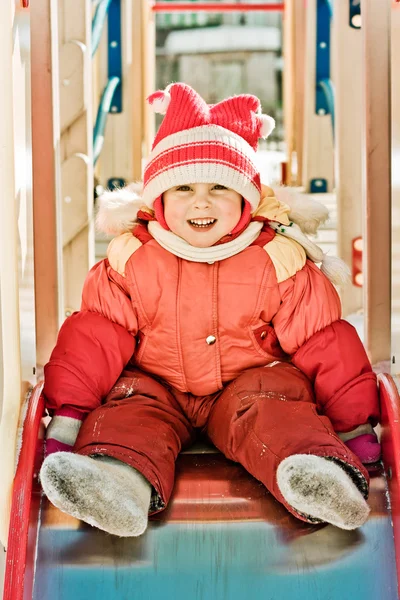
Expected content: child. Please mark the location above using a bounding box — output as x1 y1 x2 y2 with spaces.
40 83 380 537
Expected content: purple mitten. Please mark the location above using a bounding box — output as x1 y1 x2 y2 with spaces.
345 433 381 464
45 406 86 456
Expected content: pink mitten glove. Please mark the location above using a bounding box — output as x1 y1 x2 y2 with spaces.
345 432 381 464
45 406 86 456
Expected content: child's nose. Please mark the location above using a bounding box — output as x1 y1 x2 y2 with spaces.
193 192 211 209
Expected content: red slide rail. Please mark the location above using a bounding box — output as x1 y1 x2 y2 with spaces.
3 384 45 600
152 2 284 12
379 373 400 596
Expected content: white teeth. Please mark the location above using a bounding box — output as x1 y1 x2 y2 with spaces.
189 218 216 227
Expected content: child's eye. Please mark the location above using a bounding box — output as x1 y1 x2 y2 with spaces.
176 185 192 191
212 184 227 190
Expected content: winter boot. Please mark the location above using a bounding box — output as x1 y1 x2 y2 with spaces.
40 453 151 536
276 454 370 530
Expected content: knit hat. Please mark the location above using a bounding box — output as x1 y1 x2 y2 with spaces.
142 83 275 218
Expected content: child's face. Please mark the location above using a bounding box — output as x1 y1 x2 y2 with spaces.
163 183 243 247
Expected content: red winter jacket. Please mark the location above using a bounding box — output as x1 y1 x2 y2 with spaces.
44 221 379 434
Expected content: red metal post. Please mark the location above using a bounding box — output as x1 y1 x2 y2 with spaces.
379 373 400 598
352 236 363 287
152 3 284 12
280 162 288 185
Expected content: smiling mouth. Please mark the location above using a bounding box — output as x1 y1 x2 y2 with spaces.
188 218 217 229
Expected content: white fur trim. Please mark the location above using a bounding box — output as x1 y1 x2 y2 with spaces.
277 454 369 530
148 220 263 263
96 182 144 235
40 453 151 537
259 114 275 138
269 221 324 261
320 255 351 286
273 186 329 235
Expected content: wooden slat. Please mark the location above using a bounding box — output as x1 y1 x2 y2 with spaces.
391 1 400 372
0 0 22 548
293 2 306 186
59 40 87 133
332 2 363 317
283 0 295 184
141 0 156 160
361 0 391 363
0 0 38 548
31 0 63 367
61 153 91 246
63 226 94 316
283 0 306 186
132 0 145 181
59 0 94 315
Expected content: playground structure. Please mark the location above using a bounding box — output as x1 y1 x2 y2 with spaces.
1 0 400 598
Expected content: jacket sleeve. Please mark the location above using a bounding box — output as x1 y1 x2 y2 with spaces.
44 260 137 413
272 260 379 432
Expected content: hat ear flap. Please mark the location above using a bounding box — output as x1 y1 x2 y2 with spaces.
259 114 275 138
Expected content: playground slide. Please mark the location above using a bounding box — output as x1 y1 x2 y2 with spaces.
3 374 400 600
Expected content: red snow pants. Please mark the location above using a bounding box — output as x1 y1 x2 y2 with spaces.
74 362 369 522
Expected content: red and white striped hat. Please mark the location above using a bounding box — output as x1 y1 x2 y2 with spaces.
142 83 275 215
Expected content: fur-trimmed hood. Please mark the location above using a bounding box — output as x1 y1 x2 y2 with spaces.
95 182 350 286
95 182 330 237
96 182 146 236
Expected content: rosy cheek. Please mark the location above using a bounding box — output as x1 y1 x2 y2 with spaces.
166 210 184 230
